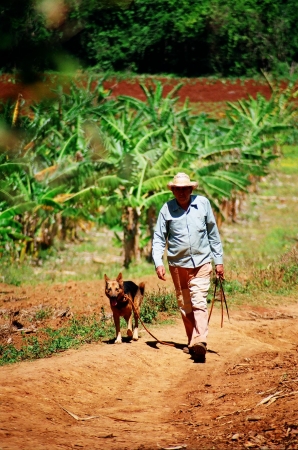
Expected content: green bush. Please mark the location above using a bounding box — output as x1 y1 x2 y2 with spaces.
140 297 158 324
222 279 248 295
71 0 298 77
2 0 298 78
34 308 52 321
140 288 177 324
239 246 298 295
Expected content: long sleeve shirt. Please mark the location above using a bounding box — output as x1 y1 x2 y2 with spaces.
152 194 223 269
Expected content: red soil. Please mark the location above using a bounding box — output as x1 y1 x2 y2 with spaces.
103 77 275 103
0 74 282 105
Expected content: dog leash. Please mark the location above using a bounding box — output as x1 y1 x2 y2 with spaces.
208 277 230 327
126 278 230 345
125 294 175 347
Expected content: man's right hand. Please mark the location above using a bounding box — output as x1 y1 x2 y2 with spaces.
156 265 166 281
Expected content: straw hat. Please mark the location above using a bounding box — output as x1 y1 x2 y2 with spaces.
167 172 198 189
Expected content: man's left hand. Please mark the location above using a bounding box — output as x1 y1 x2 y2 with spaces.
215 264 224 279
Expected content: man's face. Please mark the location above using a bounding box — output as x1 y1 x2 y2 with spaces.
171 186 193 208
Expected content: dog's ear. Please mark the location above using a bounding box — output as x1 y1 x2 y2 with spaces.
104 274 109 283
116 272 123 283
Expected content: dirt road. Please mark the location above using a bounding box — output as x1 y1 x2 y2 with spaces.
0 276 298 450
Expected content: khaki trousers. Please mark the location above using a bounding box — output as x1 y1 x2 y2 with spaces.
169 263 212 346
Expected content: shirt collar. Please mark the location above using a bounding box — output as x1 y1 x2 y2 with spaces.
172 195 197 211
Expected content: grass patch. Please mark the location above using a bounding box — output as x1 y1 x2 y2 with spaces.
33 308 52 321
278 145 298 174
0 313 116 366
258 228 291 259
0 258 36 286
140 288 178 323
0 230 157 286
0 290 178 366
222 246 298 307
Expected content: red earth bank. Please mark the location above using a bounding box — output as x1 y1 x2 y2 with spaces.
0 74 285 105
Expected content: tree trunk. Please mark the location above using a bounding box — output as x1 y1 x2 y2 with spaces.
142 205 156 261
122 206 141 268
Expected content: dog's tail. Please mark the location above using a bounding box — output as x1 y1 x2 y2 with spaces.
138 282 145 296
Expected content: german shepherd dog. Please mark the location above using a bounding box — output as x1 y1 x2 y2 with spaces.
104 272 145 344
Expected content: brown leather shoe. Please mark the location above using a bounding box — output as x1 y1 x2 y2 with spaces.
191 342 207 362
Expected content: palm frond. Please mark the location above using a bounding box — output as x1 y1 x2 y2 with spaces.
215 171 250 190
149 147 177 172
61 186 104 204
141 190 172 208
97 175 125 190
0 202 37 219
57 134 77 162
166 82 184 99
101 117 130 143
39 198 63 210
134 126 168 154
141 175 173 192
201 176 234 198
200 144 242 159
196 163 223 176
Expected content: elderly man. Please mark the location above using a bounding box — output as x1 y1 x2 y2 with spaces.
152 172 224 361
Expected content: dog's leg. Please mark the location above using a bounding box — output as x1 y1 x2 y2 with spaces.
132 288 144 341
126 315 133 337
123 311 133 337
113 313 122 344
132 307 139 341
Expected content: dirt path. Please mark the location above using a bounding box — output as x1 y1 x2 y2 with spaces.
1 278 298 450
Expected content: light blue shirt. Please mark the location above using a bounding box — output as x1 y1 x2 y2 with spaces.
152 195 223 268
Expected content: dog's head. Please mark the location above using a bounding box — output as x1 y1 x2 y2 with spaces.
104 272 124 307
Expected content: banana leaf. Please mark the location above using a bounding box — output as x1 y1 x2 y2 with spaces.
200 176 234 198
0 202 37 219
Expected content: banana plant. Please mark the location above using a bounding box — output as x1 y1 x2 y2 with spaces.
0 161 66 258
99 103 173 266
1 75 296 263
224 81 297 154
118 80 187 126
22 75 116 165
0 159 98 259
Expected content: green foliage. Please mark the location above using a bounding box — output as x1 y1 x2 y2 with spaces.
0 76 296 266
34 308 52 321
282 263 298 285
1 0 298 77
0 77 117 260
0 0 131 80
140 297 158 323
141 288 177 323
0 259 35 286
206 0 298 77
221 279 248 295
0 0 64 80
68 0 298 77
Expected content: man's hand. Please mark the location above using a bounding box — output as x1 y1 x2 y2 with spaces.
215 264 224 280
156 265 166 281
